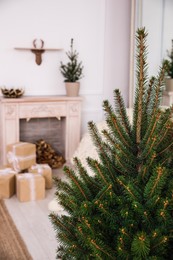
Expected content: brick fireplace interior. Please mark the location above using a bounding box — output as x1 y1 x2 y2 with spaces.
20 117 66 157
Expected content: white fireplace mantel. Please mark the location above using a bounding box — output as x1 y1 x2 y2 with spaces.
0 96 83 165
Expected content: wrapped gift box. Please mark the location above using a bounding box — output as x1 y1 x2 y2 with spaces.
28 164 52 189
16 173 45 202
0 167 16 198
7 142 36 172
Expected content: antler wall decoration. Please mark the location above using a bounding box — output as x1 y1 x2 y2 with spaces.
31 39 45 65
15 39 63 65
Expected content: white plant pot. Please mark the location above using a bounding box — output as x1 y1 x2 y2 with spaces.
65 82 80 97
165 78 173 92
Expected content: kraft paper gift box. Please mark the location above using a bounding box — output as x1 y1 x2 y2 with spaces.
16 173 45 202
28 164 53 189
0 167 16 198
7 142 36 172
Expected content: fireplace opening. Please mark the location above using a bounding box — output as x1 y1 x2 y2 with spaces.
20 117 66 166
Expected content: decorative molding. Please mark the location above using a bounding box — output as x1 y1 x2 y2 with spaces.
19 104 66 119
69 103 80 115
5 105 16 119
129 0 136 108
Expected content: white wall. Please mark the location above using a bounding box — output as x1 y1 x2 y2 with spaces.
0 0 131 134
103 0 131 107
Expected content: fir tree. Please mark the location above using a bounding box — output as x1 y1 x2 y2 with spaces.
50 28 173 259
60 38 84 82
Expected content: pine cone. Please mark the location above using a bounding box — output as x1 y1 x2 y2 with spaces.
1 87 24 98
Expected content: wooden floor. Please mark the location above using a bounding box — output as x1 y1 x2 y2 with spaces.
4 168 66 260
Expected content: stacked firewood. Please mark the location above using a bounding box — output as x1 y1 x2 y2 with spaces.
35 139 66 169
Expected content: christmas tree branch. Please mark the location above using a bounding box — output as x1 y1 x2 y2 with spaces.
134 28 148 144
114 89 132 135
63 166 89 200
103 100 133 149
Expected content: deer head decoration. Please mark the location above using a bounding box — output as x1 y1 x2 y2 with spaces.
31 39 45 65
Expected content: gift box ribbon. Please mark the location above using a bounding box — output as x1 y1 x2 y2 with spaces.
7 143 36 172
30 164 50 174
0 168 16 175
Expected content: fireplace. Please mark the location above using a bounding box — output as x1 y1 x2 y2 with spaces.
0 96 82 165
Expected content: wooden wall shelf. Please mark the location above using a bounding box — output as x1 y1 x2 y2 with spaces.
14 39 63 65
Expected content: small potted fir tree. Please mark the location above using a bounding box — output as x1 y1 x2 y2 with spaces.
163 39 173 92
60 39 84 97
